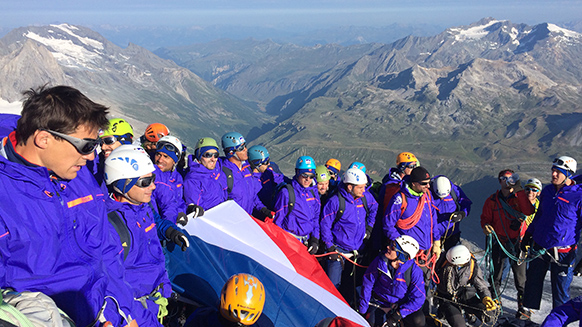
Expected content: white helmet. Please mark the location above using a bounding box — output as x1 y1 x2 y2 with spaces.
394 235 420 261
343 167 367 185
552 156 577 176
105 145 155 193
525 178 542 191
156 135 183 163
446 244 471 266
431 176 451 199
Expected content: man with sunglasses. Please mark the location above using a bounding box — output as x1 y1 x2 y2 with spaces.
184 137 228 211
248 145 286 212
358 235 426 327
522 156 582 318
480 169 535 319
104 145 189 323
0 86 159 325
273 156 321 254
219 132 266 216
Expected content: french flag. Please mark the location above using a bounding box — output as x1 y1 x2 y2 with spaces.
165 200 369 327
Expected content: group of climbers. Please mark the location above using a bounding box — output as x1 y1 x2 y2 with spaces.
2 84 582 326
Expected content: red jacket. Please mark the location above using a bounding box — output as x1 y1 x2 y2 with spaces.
480 190 535 240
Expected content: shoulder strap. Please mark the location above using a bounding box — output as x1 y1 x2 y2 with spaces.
107 211 131 260
449 187 460 211
221 166 234 198
285 184 296 219
361 194 370 219
403 263 413 288
400 191 408 214
332 194 346 230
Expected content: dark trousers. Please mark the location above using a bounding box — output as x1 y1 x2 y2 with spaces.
366 303 426 327
437 289 488 327
490 239 526 302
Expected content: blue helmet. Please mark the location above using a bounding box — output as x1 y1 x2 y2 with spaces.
295 156 316 170
348 161 366 173
248 145 270 169
221 132 246 156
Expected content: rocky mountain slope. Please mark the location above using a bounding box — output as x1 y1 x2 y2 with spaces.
0 24 269 146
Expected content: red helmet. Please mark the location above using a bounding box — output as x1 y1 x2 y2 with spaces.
144 123 170 142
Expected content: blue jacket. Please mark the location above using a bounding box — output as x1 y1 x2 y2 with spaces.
151 166 186 223
219 157 264 214
358 256 425 316
0 133 158 326
431 175 472 237
254 167 286 210
541 295 582 327
528 183 582 249
321 186 378 250
273 179 321 238
183 161 228 211
383 180 445 251
105 198 172 318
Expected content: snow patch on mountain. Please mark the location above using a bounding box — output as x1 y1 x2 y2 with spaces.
449 20 501 42
547 23 581 39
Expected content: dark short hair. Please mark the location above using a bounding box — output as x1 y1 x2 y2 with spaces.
498 169 514 179
16 85 109 145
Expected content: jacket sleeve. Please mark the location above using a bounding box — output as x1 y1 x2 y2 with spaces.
454 184 473 216
480 196 493 228
431 199 445 241
540 296 582 327
321 197 339 249
310 189 321 239
384 193 404 242
152 181 186 224
470 259 492 299
515 189 536 216
399 264 426 318
153 207 175 241
183 176 203 207
273 187 290 226
358 257 380 313
366 191 378 228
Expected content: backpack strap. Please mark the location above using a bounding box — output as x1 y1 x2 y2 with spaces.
449 187 460 211
332 194 346 230
361 194 370 219
285 184 296 219
107 211 131 261
221 166 234 199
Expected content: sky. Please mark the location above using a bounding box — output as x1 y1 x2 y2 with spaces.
1 0 581 30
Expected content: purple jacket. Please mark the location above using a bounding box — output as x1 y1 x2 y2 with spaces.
183 161 228 211
273 179 321 238
541 295 582 327
219 158 264 214
384 181 445 251
0 134 158 326
151 166 186 223
254 167 286 210
528 183 582 248
431 175 472 237
321 187 378 250
106 198 172 317
358 256 425 316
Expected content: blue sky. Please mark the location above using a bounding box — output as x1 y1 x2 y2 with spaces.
1 0 581 29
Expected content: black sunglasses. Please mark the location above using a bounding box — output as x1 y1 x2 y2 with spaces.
202 151 219 159
301 173 315 179
417 181 430 186
43 129 99 155
251 158 270 168
135 174 156 188
234 143 247 152
100 135 118 145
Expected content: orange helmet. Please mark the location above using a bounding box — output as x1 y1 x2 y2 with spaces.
396 152 419 166
144 123 170 142
220 273 265 325
325 158 341 174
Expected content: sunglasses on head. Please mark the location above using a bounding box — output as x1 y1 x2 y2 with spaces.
135 174 156 188
158 142 179 156
43 129 99 155
301 173 315 179
553 158 565 166
201 151 219 159
391 241 410 261
525 187 540 192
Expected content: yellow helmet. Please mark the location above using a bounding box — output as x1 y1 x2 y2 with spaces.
396 152 420 167
100 118 134 138
220 273 265 325
325 158 341 175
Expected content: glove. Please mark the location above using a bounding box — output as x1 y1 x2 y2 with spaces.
432 240 442 259
450 211 466 223
260 207 274 219
307 236 319 254
482 296 497 311
384 310 402 327
176 212 188 226
364 225 373 240
165 226 190 251
327 246 339 261
520 231 533 253
187 203 204 218
483 224 494 235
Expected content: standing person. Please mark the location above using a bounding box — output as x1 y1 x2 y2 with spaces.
348 161 373 189
219 132 269 217
248 145 285 211
430 175 472 251
140 123 170 158
522 156 582 316
480 169 535 318
358 235 426 327
104 145 189 323
434 245 497 327
325 158 342 188
520 178 542 238
183 137 228 211
315 165 333 207
273 156 321 254
0 85 157 325
320 168 378 302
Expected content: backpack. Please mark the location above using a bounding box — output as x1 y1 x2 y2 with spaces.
107 211 132 261
331 193 370 230
221 166 234 199
368 181 383 201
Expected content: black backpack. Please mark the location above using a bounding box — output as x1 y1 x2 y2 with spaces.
107 211 132 260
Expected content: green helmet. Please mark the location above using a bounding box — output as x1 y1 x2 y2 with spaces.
195 137 220 159
100 118 134 138
315 165 331 183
